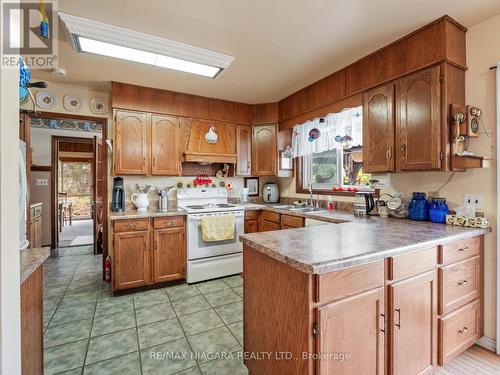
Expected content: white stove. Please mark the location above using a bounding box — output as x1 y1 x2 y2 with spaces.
178 188 244 283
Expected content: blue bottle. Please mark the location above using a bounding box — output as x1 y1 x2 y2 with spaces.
408 192 429 221
429 198 449 223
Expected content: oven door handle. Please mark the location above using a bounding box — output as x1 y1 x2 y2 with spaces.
188 213 245 221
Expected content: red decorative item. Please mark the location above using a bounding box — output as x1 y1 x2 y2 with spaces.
352 187 359 192
194 174 213 186
104 256 111 282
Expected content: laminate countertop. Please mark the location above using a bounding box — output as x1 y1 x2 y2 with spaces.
108 209 187 220
239 212 489 275
20 247 50 284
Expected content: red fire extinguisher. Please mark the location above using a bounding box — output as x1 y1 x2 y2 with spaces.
104 256 111 282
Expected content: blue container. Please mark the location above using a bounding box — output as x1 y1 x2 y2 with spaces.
429 198 449 223
408 192 429 221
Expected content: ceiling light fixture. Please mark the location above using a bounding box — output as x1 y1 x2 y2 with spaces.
58 12 234 78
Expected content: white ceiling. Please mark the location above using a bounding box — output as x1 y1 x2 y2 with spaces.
33 0 500 103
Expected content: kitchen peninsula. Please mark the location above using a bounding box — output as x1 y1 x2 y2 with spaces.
240 215 487 374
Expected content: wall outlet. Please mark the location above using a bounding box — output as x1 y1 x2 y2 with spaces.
464 193 483 209
36 178 48 186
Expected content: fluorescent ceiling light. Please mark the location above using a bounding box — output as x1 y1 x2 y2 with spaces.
58 12 234 78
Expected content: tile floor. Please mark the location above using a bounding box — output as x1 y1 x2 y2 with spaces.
43 245 247 375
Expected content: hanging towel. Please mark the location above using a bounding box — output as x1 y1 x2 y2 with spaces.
200 214 235 242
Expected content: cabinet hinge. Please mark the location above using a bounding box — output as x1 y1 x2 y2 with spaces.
439 75 444 83
312 322 318 337
440 151 444 161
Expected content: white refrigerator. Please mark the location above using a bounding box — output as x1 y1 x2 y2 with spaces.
19 140 29 249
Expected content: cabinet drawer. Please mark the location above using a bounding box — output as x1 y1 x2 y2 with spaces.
113 219 150 232
439 255 480 315
439 236 481 265
438 300 481 365
315 260 384 304
389 247 437 281
262 211 280 224
153 216 184 229
245 220 258 234
245 210 259 220
281 214 304 228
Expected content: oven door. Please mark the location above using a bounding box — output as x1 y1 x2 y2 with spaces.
187 211 244 260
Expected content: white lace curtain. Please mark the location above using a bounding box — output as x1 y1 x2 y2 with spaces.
291 106 363 158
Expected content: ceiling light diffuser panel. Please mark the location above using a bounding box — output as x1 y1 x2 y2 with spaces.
58 12 234 78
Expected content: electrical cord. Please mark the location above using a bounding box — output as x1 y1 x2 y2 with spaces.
436 172 456 193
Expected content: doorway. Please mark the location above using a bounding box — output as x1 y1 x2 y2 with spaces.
55 138 95 248
21 111 108 262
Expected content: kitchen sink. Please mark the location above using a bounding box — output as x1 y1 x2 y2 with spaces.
289 207 327 213
272 205 295 209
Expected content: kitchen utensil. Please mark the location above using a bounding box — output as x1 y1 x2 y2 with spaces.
131 193 149 211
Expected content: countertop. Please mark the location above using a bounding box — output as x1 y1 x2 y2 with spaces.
239 210 489 274
20 247 50 284
108 209 187 220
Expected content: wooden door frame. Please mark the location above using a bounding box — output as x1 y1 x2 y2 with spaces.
26 111 108 264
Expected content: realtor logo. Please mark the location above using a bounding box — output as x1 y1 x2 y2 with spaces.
2 1 58 68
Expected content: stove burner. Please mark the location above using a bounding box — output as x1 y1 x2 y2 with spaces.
186 205 206 209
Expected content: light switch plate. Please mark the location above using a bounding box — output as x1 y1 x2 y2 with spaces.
36 178 48 186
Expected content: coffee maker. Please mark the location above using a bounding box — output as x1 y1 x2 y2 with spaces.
112 177 125 212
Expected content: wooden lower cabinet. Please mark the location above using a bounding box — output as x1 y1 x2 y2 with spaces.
153 226 185 283
316 287 385 374
112 216 185 292
244 220 259 233
21 266 43 375
389 270 437 375
113 230 151 290
262 220 281 232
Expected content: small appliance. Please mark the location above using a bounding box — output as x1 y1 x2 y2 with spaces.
353 192 375 217
262 182 279 203
111 177 125 212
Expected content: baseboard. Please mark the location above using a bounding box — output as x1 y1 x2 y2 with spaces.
476 336 496 352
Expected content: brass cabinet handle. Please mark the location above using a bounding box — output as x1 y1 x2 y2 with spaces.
395 308 401 329
153 157 156 167
400 144 406 155
127 223 137 229
458 246 469 252
386 147 392 160
457 326 468 335
457 280 468 286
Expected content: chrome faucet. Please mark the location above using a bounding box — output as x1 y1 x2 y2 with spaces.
308 181 314 207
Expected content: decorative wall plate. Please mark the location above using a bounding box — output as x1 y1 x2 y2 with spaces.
63 95 82 112
35 91 56 109
90 98 108 115
204 127 218 144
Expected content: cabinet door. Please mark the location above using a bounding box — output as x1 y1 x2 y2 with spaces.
151 115 180 175
153 227 185 283
389 271 437 375
396 66 441 171
34 218 42 248
316 287 385 375
236 125 252 176
252 125 277 176
113 231 151 290
363 83 395 173
262 220 280 232
244 220 258 233
114 110 149 175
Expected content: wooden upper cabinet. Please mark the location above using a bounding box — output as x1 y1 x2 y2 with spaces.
153 226 185 283
236 125 252 176
151 115 180 175
113 231 151 290
396 66 442 171
316 287 385 375
114 110 149 175
363 83 395 173
389 271 437 375
252 124 277 176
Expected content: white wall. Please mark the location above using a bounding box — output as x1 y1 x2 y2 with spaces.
0 1 21 372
